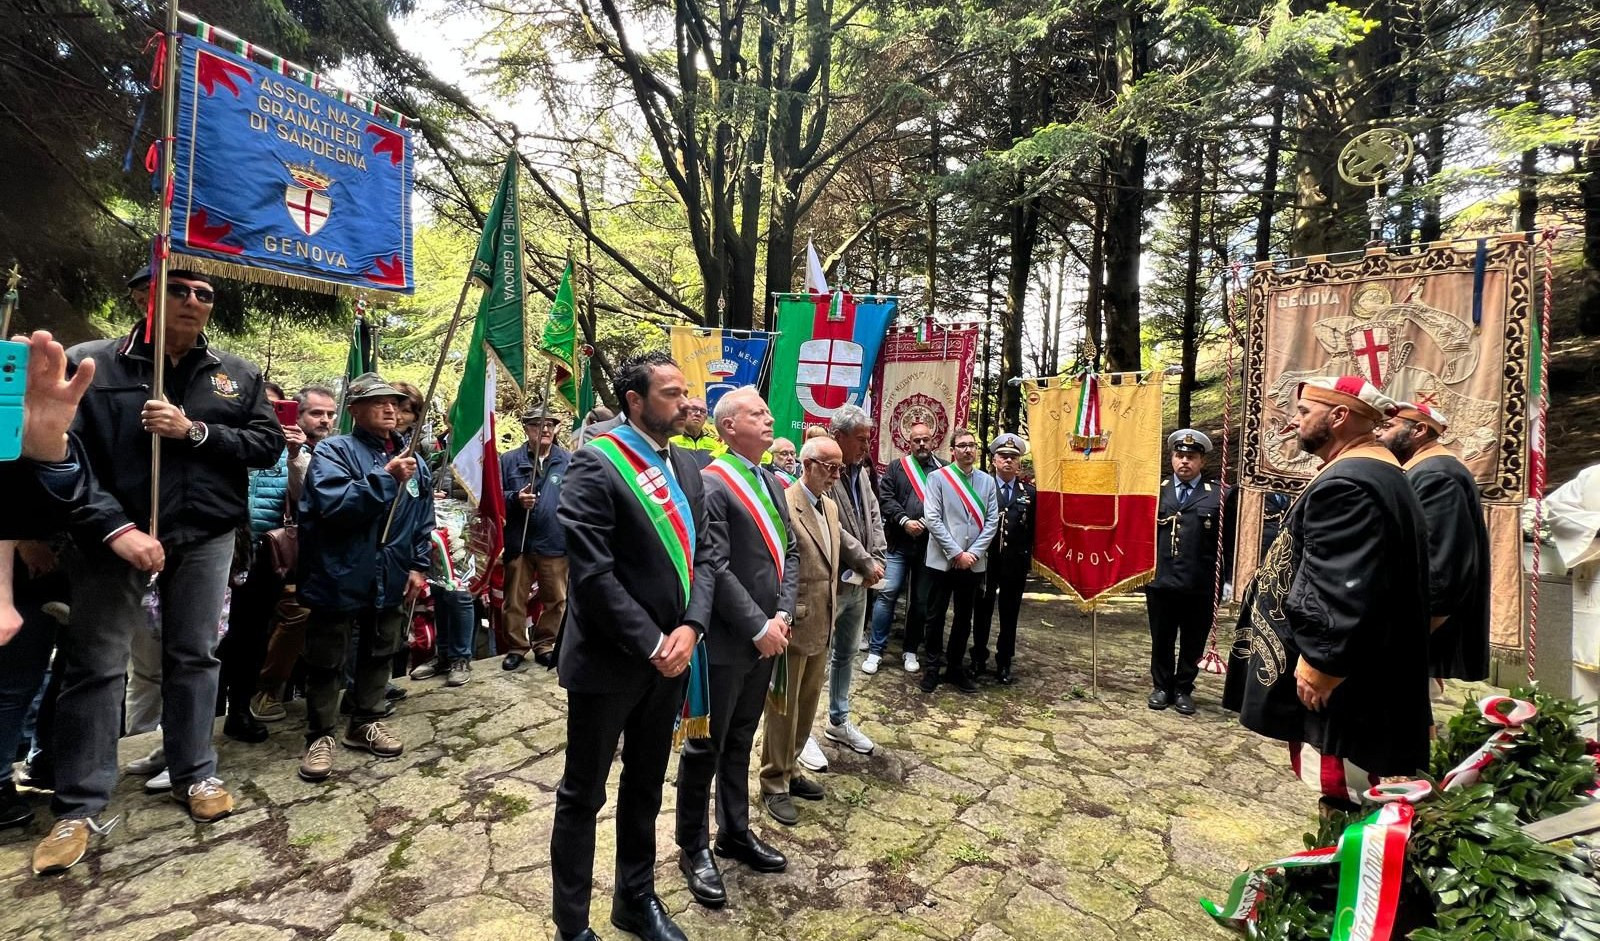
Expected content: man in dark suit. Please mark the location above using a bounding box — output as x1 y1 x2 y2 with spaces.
867 422 945 674
1145 429 1224 716
675 386 798 909
971 433 1035 685
551 351 714 941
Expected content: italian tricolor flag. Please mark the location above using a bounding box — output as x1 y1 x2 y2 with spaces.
447 151 527 590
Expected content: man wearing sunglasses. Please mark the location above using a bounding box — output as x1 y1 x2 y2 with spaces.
33 267 282 876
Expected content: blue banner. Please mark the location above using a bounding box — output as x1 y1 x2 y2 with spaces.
170 38 414 294
670 327 774 411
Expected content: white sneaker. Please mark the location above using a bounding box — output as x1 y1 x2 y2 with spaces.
798 736 829 773
858 635 869 652
143 769 171 793
124 746 165 777
903 653 921 674
826 719 876 755
862 653 881 675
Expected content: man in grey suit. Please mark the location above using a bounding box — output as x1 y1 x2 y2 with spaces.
918 428 1001 694
821 405 886 761
675 386 799 909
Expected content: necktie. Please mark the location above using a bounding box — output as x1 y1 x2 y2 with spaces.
1002 482 1012 506
1177 483 1191 505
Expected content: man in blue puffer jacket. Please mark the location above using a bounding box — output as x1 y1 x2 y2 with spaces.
294 374 432 782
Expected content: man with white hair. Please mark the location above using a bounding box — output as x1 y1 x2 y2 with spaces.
1236 376 1432 813
675 387 797 909
1377 402 1490 682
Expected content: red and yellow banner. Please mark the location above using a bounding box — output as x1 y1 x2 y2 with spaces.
1025 372 1163 607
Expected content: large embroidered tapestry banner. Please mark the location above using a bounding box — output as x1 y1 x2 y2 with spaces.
1235 237 1534 654
1026 372 1162 608
869 325 978 468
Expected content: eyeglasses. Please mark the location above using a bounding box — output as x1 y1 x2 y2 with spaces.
806 459 844 475
953 442 977 450
685 406 707 414
165 283 215 304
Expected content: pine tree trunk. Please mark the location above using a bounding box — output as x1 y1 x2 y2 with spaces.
1580 135 1600 336
1255 95 1285 263
1178 142 1203 429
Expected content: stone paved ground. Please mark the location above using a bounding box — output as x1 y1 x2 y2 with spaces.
0 580 1499 940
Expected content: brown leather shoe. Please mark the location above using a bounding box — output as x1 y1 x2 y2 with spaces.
174 778 235 822
32 818 98 875
299 736 336 782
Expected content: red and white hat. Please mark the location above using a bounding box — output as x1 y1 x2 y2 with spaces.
1390 401 1448 433
1295 376 1394 423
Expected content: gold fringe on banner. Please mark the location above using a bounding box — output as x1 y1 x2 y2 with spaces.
1032 559 1156 613
168 254 411 300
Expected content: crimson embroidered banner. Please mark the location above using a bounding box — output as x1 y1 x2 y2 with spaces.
869 324 978 468
1025 372 1163 607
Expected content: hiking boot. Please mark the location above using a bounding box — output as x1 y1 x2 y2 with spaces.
174 777 234 823
446 659 472 687
32 817 115 875
249 690 287 722
299 736 336 782
409 657 446 681
343 721 404 758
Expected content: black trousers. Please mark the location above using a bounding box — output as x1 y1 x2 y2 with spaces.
923 568 983 675
675 655 774 851
972 559 1028 670
552 673 685 936
1146 588 1214 695
303 606 406 744
217 550 281 716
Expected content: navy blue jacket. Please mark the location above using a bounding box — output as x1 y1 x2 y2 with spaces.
500 443 570 558
297 427 434 612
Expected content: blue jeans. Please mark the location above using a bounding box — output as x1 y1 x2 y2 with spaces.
433 588 476 661
0 605 56 785
53 532 233 819
829 584 869 726
868 549 925 657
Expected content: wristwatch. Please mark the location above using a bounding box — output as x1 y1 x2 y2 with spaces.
777 611 794 627
186 421 207 444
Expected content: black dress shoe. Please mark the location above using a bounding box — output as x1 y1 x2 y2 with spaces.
1174 692 1196 716
678 848 727 908
919 671 938 693
947 670 978 694
715 832 788 873
534 650 557 669
557 930 601 941
0 780 34 829
223 712 270 744
610 893 687 941
969 660 988 679
996 665 1015 685
763 792 799 826
1147 689 1170 710
789 776 824 801
501 652 526 671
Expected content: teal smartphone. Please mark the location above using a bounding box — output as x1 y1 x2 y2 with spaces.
0 339 27 461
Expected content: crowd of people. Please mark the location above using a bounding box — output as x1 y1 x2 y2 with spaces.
0 270 1495 940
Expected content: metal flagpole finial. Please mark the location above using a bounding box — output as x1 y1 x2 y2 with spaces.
1338 127 1414 245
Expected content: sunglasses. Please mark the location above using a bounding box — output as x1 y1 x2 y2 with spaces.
806 459 844 475
166 283 216 304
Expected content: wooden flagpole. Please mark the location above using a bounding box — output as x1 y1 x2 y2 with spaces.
148 0 182 539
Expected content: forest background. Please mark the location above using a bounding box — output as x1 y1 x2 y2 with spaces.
2 0 1597 479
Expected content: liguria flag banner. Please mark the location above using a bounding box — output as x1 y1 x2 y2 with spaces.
1024 371 1162 607
170 34 414 294
670 326 773 413
768 292 896 438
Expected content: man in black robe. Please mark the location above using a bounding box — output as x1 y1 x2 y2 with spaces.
1237 376 1432 811
1377 401 1491 682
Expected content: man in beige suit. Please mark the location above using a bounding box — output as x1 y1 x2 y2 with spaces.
759 436 877 826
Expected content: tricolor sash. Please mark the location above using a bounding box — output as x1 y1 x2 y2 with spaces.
901 455 930 501
590 425 696 601
773 468 798 488
705 456 789 581
937 464 986 525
